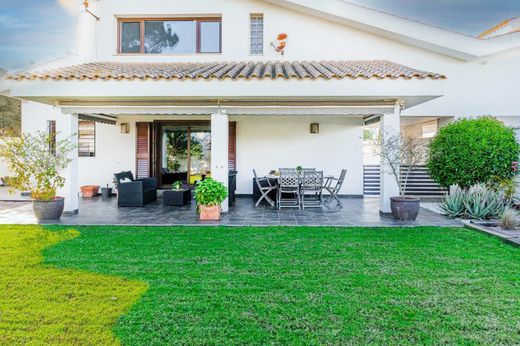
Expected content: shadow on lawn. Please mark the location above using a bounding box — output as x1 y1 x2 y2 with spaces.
0 225 148 345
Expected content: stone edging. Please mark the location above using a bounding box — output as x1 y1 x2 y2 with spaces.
463 220 520 247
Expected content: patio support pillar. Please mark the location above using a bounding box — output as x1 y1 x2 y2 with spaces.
379 102 401 214
56 112 79 213
211 109 229 212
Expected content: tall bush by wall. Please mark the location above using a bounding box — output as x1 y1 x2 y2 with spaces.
428 116 519 188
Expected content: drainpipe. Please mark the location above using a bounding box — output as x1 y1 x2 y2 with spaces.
76 0 100 62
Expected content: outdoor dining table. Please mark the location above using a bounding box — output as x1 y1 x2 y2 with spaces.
264 174 335 185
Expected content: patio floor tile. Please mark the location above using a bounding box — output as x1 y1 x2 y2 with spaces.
0 195 462 227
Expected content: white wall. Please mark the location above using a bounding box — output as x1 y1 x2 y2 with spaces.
234 115 364 195
79 0 520 118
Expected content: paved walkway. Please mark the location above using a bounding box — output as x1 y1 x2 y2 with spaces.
0 195 461 227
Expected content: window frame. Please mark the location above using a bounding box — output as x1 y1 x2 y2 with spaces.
117 17 222 55
249 13 264 56
47 120 56 155
78 121 96 158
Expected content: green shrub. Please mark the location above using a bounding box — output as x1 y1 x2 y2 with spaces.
428 116 519 188
195 178 227 207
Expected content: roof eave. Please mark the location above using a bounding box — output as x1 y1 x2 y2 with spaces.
263 0 518 61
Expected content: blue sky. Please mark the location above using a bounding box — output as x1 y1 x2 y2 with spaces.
1 0 520 70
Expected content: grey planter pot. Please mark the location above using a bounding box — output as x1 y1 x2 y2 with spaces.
32 197 65 221
390 196 420 220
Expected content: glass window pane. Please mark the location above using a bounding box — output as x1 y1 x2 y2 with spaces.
144 20 196 54
121 22 141 53
200 21 221 53
250 14 263 55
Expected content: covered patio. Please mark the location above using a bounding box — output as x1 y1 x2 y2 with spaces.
0 195 460 227
8 60 446 216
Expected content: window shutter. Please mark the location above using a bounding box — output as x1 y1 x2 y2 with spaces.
228 122 237 171
136 122 151 178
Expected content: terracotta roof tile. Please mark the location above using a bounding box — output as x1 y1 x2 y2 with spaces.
6 60 446 81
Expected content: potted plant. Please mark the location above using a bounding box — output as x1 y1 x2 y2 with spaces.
172 180 183 190
80 185 100 198
0 131 76 220
375 132 427 220
195 178 228 221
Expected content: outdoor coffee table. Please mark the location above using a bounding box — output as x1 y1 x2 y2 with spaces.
163 189 192 207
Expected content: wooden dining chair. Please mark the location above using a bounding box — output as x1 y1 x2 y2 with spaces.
253 169 276 207
323 169 347 206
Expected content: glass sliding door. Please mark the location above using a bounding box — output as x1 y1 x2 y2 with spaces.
161 125 189 185
188 125 211 184
157 122 211 187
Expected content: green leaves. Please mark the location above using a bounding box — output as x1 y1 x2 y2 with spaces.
440 184 506 220
195 178 228 207
0 131 76 200
428 116 520 188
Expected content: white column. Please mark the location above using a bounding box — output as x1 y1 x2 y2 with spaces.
56 112 79 213
211 110 229 212
379 103 401 213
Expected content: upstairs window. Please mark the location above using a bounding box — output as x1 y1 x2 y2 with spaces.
250 14 263 55
119 18 221 54
78 121 96 157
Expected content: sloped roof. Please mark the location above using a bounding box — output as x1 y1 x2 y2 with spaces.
6 60 445 81
263 0 520 60
479 17 520 39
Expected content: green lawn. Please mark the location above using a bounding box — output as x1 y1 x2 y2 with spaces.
2 225 520 345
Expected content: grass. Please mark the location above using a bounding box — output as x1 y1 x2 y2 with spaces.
1 225 519 344
0 225 147 345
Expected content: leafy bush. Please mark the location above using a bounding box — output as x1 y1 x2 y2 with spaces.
439 186 465 218
0 131 76 200
487 176 516 203
500 207 519 230
428 117 519 188
440 183 506 220
195 178 227 207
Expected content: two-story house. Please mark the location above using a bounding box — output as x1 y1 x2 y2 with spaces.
5 0 520 214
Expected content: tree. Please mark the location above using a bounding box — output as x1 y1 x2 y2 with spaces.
0 131 76 200
427 116 519 188
373 132 427 196
0 95 21 137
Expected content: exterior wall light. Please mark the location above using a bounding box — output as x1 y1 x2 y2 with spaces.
310 123 319 134
120 123 130 134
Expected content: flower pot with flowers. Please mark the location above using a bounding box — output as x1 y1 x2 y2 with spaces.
195 178 228 221
0 131 76 220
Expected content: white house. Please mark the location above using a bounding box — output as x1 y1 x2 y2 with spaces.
5 0 520 214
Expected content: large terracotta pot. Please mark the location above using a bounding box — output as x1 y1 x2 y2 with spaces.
390 196 420 220
199 205 221 221
81 185 100 198
33 197 65 220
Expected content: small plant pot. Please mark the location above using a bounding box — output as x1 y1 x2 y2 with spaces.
80 185 100 198
199 205 221 221
33 197 65 220
101 187 113 199
390 196 420 220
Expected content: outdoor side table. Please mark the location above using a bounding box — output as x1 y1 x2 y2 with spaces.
163 189 191 207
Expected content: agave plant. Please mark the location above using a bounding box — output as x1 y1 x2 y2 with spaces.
462 183 505 220
439 186 465 218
